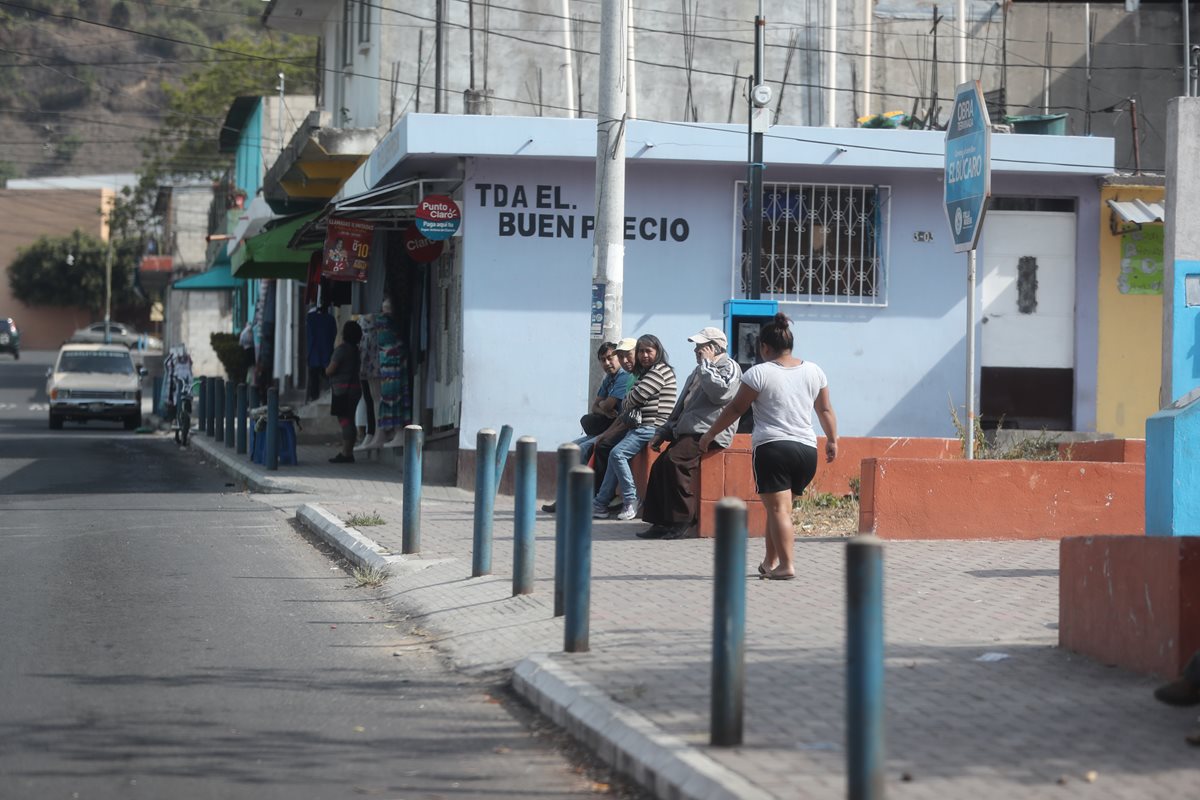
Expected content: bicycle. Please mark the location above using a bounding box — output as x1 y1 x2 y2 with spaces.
172 375 193 446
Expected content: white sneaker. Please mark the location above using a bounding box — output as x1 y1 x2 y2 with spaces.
616 502 638 521
592 506 612 520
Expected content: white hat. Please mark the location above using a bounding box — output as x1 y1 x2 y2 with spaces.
614 337 638 352
687 326 728 348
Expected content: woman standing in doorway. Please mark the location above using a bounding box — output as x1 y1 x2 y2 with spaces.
700 313 838 580
326 320 364 463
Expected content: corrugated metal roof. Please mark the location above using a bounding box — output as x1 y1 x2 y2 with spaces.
1108 198 1165 225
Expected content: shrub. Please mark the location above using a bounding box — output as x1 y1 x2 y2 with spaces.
210 332 245 382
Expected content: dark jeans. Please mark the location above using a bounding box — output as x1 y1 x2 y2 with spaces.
1186 650 1200 684
642 435 718 528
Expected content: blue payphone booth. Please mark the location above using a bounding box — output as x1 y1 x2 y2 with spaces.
724 299 779 372
723 299 778 433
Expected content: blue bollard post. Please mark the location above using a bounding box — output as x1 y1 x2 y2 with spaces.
266 387 279 472
553 443 581 617
205 377 216 437
224 381 235 448
512 436 538 596
493 424 514 494
710 498 748 747
213 378 225 441
472 429 498 577
847 536 886 800
563 464 594 653
402 424 423 555
235 383 248 454
196 377 207 433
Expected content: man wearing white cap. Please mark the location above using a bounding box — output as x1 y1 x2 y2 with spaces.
638 326 742 539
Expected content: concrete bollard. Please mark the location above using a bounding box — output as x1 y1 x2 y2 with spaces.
235 383 248 455
710 498 748 747
564 464 594 653
266 387 279 472
493 423 514 494
512 436 537 596
472 429 498 577
224 381 235 448
402 424 423 555
553 443 581 617
847 536 886 800
212 377 225 441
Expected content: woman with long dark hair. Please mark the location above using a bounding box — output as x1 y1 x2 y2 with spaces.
326 320 363 463
591 334 677 520
701 313 838 580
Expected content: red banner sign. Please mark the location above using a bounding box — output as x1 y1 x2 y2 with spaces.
322 219 374 282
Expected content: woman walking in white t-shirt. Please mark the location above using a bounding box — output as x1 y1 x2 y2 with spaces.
700 313 838 580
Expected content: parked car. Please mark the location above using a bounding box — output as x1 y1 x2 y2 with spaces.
0 317 18 359
47 343 145 430
70 321 162 351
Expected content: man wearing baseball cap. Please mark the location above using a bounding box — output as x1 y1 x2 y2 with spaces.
638 326 742 539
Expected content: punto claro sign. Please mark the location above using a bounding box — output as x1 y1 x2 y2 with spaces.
474 182 690 242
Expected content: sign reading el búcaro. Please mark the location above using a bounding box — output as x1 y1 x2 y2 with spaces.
323 219 374 282
415 194 462 241
944 80 991 253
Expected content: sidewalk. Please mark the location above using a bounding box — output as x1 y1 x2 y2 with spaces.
191 431 1200 800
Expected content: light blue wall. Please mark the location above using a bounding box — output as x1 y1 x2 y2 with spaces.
1169 259 1200 402
458 156 1103 449
1146 400 1200 536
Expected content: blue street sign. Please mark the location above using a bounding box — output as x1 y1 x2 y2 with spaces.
944 81 991 253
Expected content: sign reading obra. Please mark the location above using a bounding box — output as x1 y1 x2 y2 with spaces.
474 182 691 242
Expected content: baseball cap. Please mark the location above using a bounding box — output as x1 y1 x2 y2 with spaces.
613 337 638 352
687 326 728 348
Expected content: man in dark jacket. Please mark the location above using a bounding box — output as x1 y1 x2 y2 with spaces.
637 327 741 539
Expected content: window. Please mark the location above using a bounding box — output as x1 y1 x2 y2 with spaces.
737 181 890 305
341 0 353 66
358 0 370 45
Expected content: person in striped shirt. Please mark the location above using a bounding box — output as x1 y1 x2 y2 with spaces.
591 335 678 521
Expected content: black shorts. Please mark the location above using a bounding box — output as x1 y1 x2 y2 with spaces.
752 440 818 495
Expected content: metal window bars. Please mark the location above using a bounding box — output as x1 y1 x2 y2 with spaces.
736 182 890 306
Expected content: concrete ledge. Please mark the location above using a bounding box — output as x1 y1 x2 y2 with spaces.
1060 535 1200 679
295 503 450 575
512 654 774 800
858 458 1145 540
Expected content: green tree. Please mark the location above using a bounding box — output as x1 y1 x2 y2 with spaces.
7 230 142 313
109 30 316 240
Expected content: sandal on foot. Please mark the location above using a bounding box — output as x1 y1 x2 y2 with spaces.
764 569 796 581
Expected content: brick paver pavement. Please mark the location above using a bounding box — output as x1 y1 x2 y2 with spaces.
193 433 1200 799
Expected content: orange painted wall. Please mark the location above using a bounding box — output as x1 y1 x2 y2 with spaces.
1060 536 1200 679
695 435 961 538
1059 439 1145 463
858 458 1145 540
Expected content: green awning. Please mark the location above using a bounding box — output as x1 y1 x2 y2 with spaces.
173 264 242 291
231 211 322 280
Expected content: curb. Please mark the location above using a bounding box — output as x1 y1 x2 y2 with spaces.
295 503 451 576
512 655 775 800
190 435 297 494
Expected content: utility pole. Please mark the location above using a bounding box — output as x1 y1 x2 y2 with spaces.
955 0 966 85
748 3 767 298
103 191 113 344
435 0 444 113
590 0 627 385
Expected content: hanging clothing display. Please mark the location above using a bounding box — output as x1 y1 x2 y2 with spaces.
375 312 411 431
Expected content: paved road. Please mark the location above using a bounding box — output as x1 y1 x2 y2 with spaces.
0 354 617 799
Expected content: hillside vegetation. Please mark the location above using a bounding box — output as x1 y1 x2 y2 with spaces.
0 0 315 182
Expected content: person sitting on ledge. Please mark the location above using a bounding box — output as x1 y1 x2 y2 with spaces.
637 326 741 540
